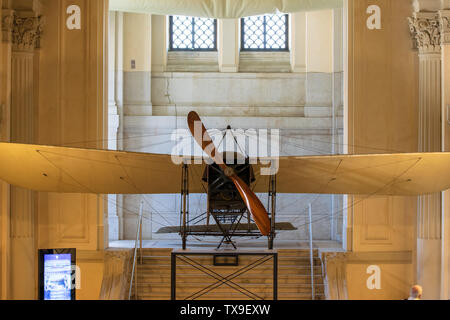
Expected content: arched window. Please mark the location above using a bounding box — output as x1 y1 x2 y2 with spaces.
241 14 289 51
169 16 217 51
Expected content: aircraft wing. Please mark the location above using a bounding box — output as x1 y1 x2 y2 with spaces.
0 143 449 196
253 153 450 196
0 142 206 194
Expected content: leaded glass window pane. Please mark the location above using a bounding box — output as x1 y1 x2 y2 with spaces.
241 14 289 51
169 16 217 51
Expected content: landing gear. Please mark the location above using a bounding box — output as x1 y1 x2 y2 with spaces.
268 236 274 250
179 162 277 250
182 236 187 251
213 211 245 250
267 174 277 250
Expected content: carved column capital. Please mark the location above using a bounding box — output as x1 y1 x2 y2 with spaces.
11 14 44 52
322 252 348 300
408 12 442 54
323 252 348 264
440 10 450 45
2 9 15 43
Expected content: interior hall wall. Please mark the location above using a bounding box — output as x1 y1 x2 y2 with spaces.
345 0 419 299
117 11 345 243
37 0 108 300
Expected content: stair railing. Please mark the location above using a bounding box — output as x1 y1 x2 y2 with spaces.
128 201 144 300
308 203 315 300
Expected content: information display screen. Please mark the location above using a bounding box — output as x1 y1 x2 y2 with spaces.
39 249 76 300
43 254 72 300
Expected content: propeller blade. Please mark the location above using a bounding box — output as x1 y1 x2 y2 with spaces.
187 111 271 236
187 111 225 168
229 174 271 236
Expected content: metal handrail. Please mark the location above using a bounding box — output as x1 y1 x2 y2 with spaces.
308 203 315 300
128 201 144 300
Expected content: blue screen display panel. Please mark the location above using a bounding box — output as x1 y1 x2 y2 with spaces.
39 249 76 300
43 254 72 300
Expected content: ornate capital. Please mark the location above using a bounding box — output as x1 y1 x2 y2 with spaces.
11 15 44 52
323 252 348 264
408 13 441 54
2 10 15 43
440 10 450 45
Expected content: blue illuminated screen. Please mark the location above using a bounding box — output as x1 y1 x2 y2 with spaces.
43 253 72 300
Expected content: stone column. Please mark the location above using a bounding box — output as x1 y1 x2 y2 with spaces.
322 252 348 300
9 12 42 299
290 12 307 73
151 15 166 73
99 249 132 300
331 8 344 242
409 12 442 300
439 9 450 300
218 19 239 72
0 7 13 300
1 9 12 141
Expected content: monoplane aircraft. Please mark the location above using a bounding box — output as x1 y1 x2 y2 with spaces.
0 112 449 249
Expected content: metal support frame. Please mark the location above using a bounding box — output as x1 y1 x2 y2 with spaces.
268 174 277 250
171 251 278 300
180 163 189 250
212 211 246 250
178 131 277 250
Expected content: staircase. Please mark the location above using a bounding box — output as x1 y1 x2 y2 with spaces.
131 248 325 300
277 249 325 300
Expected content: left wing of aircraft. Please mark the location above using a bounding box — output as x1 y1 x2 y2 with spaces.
0 142 206 194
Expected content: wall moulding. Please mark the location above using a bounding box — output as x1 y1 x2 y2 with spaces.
343 251 413 264
413 0 450 12
239 51 292 73
166 51 219 72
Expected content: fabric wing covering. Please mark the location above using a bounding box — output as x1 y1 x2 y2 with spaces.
109 0 343 19
0 143 449 196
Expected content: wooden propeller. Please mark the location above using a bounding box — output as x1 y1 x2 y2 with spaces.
187 111 271 236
